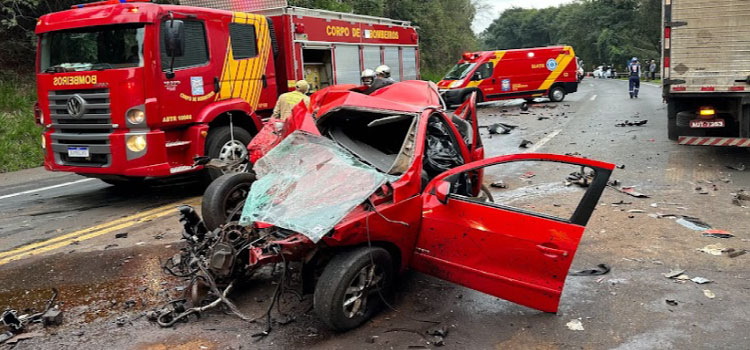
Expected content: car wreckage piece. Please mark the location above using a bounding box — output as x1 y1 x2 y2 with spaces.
160 81 615 332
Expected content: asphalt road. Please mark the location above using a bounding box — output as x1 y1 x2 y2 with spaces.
1 79 749 349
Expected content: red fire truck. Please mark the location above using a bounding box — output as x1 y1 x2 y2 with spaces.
34 0 419 184
437 46 579 106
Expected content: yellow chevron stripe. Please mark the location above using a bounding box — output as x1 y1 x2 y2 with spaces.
466 51 506 88
538 48 574 91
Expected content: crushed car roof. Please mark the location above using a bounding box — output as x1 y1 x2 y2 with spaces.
310 80 443 117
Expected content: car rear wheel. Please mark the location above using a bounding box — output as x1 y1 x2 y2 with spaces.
201 172 256 231
204 126 253 181
314 246 393 331
549 86 566 102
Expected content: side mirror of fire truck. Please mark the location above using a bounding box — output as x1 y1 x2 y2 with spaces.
165 19 186 58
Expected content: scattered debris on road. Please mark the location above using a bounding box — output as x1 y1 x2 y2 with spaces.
702 230 733 239
482 122 517 135
725 164 746 171
665 299 679 306
703 289 716 299
570 263 610 276
609 186 650 198
698 244 726 256
0 289 61 345
675 217 712 231
519 139 533 148
691 277 712 284
566 319 585 331
663 269 686 279
115 232 128 239
732 190 749 207
490 181 507 189
615 120 648 127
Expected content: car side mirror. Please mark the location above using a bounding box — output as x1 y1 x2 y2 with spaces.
434 181 451 204
165 19 185 58
471 72 482 81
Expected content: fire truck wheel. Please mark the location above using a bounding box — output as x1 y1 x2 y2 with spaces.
201 172 256 231
314 246 394 331
549 86 566 102
205 126 253 180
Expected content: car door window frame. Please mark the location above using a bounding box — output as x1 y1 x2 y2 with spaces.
438 158 612 227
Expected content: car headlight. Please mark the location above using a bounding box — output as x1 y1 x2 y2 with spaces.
126 135 147 152
127 108 146 125
449 79 465 89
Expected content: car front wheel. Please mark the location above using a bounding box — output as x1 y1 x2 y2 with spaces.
201 172 256 231
314 246 394 331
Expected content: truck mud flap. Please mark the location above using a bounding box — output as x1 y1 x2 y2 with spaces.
678 137 750 147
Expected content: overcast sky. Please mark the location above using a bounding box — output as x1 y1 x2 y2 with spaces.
472 0 576 34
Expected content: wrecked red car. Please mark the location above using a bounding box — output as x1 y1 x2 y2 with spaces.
166 81 614 332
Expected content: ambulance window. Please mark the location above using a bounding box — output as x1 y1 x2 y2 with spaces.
402 47 417 80
334 45 361 85
475 62 493 80
229 23 258 59
160 20 209 70
363 46 381 71
384 47 400 81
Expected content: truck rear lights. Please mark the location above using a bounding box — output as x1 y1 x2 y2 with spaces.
701 86 715 92
672 86 686 91
729 86 745 91
699 106 716 118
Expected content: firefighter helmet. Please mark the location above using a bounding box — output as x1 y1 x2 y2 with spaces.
361 69 376 86
375 65 391 78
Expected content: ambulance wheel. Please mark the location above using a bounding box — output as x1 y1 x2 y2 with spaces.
205 126 253 181
202 172 256 231
462 90 483 104
549 86 566 102
314 246 393 331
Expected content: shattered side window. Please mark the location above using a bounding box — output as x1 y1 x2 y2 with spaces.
239 131 388 242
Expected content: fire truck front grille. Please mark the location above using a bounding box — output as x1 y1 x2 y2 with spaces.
48 88 112 167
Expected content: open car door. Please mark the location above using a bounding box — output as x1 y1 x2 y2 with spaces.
451 92 482 160
411 153 614 313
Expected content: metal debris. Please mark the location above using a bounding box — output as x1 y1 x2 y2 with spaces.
697 244 726 256
691 277 712 284
610 186 650 198
519 139 534 148
570 264 610 276
490 181 507 189
615 120 648 127
702 230 733 239
676 217 711 231
662 269 686 279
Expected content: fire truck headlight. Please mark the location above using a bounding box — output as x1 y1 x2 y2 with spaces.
449 79 465 89
126 135 147 152
126 108 146 125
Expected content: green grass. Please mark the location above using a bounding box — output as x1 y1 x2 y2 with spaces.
420 69 446 83
0 71 43 173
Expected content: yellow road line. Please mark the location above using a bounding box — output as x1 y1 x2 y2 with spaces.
0 197 200 260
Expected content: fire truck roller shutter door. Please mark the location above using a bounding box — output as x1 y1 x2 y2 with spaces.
363 46 381 72
402 47 417 80
384 47 400 81
334 45 361 85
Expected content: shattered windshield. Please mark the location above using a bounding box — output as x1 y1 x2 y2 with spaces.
39 24 145 73
239 131 389 242
444 63 476 80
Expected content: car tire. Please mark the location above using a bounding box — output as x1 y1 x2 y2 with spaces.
549 86 566 102
314 246 394 332
201 172 256 231
204 126 253 181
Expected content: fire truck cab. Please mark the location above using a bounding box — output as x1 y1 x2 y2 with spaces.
34 0 419 184
438 46 579 106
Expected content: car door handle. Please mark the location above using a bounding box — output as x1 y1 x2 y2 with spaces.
536 244 568 257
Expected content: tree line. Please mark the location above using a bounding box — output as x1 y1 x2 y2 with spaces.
481 0 661 71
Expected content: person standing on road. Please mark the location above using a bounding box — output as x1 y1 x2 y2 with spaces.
649 59 657 81
628 57 641 99
271 80 310 121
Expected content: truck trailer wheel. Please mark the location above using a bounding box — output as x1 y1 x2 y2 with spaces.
314 246 394 331
205 126 253 181
549 86 566 102
201 172 256 231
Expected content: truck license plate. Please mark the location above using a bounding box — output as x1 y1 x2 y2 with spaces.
67 147 89 158
690 119 725 128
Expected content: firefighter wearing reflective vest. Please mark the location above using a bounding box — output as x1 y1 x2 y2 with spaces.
272 80 311 121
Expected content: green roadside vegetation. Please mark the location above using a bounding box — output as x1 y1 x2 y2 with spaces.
0 71 42 172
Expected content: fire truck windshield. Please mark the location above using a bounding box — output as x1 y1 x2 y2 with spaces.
39 24 145 73
444 63 476 80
